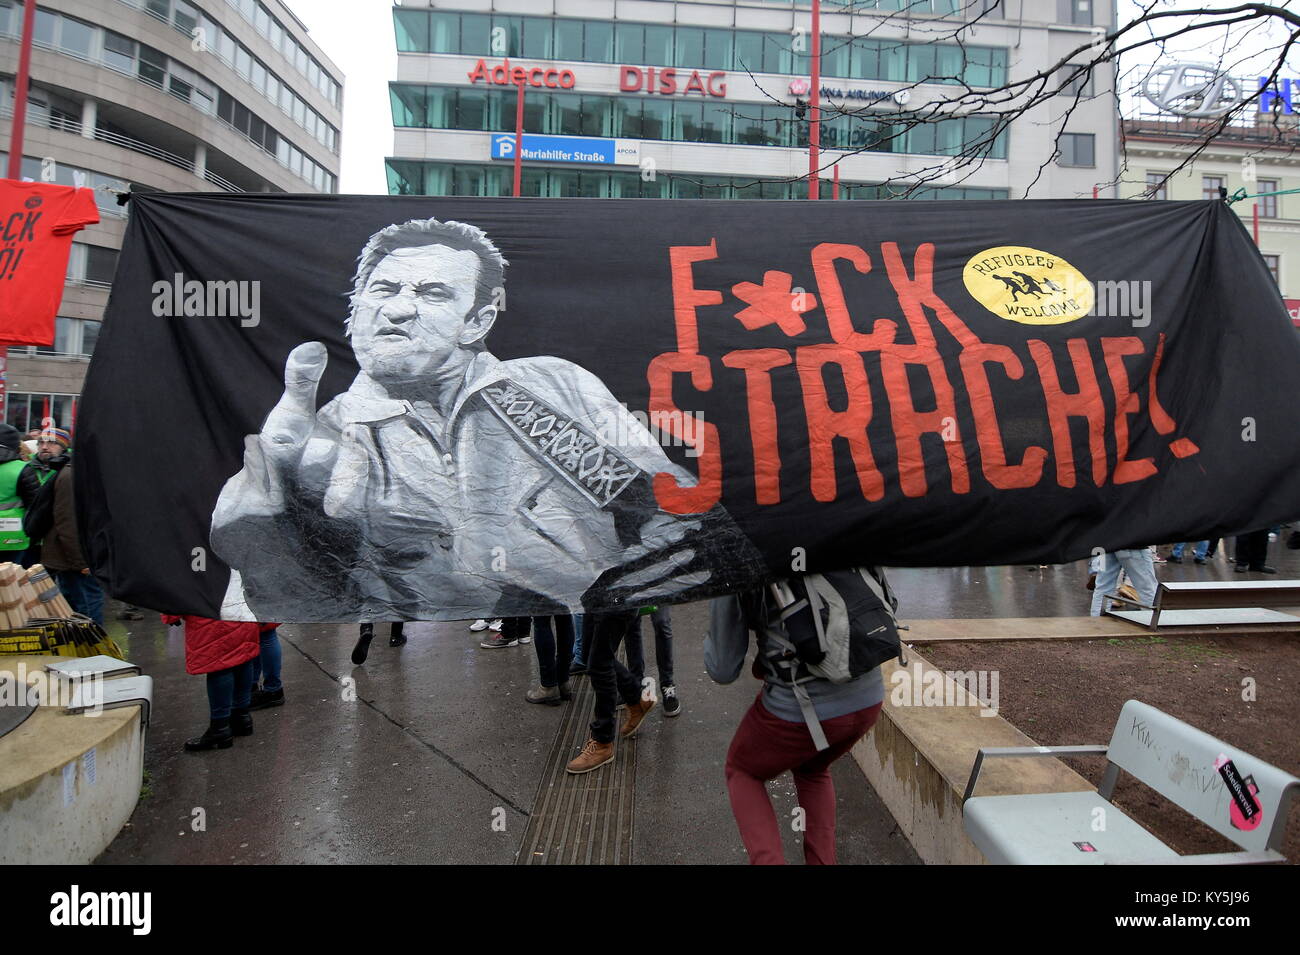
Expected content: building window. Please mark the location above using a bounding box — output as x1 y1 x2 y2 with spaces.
1202 176 1225 200
4 393 79 434
1145 172 1168 200
1257 179 1279 218
1057 132 1094 167
387 84 1008 160
1062 0 1093 25
1059 65 1094 98
384 159 1011 202
1263 254 1280 285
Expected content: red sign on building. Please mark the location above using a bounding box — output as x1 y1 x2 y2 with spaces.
619 66 727 97
1286 299 1300 327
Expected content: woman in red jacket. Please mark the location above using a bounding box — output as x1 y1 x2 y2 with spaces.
162 614 275 752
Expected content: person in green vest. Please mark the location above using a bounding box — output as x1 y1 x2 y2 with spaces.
16 426 71 568
0 424 37 562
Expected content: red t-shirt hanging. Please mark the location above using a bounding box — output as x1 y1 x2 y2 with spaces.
0 180 100 346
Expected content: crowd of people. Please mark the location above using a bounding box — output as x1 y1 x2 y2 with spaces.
6 417 1289 864
0 422 105 625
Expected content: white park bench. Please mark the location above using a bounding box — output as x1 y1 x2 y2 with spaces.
961 700 1298 864
1103 579 1300 632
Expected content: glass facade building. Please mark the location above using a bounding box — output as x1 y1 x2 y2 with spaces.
388 1 1115 202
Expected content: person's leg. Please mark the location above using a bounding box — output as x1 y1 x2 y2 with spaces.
571 614 585 667
78 574 105 627
623 615 646 688
206 668 235 722
352 622 374 664
1170 542 1185 560
188 667 237 751
586 611 638 744
723 694 810 865
791 703 882 865
1090 554 1122 616
531 615 557 687
258 628 282 693
1117 549 1158 608
1193 540 1210 561
555 615 574 690
651 607 674 690
389 621 406 646
232 659 254 712
1240 529 1272 569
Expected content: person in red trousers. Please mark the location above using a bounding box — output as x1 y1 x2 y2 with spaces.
705 588 884 865
162 614 278 752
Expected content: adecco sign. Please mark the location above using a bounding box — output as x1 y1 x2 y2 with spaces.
1286 299 1300 327
467 58 576 89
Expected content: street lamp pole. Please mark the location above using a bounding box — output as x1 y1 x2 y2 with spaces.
6 0 37 180
808 0 821 200
513 80 525 198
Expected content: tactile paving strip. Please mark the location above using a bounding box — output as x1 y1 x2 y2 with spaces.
516 673 637 865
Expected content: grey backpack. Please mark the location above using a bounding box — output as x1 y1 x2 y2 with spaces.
758 567 903 750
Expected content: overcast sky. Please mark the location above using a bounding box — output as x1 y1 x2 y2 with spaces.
288 0 395 194
282 0 1299 196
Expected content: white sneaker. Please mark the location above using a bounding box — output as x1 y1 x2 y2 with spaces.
469 619 489 632
488 619 503 632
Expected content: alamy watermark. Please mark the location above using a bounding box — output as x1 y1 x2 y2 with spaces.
0 665 105 715
889 661 1000 717
598 403 705 458
152 272 261 327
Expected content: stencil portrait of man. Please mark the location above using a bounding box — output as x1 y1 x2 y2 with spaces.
210 217 764 621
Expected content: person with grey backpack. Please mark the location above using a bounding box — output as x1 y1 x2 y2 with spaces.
706 566 902 865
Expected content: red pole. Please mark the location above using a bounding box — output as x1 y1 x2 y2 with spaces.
832 161 839 200
1092 185 1099 199
512 81 525 198
807 0 821 200
6 0 37 180
1253 202 1259 244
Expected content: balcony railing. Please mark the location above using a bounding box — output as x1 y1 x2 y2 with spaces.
0 102 243 192
0 26 330 187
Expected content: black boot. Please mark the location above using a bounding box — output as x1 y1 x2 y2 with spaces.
230 708 253 737
352 623 375 664
184 719 234 752
249 687 284 710
389 622 407 647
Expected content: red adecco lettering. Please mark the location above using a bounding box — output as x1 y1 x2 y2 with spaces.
466 58 576 89
620 66 727 97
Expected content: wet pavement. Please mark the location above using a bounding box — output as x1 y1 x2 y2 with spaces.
94 540 1297 865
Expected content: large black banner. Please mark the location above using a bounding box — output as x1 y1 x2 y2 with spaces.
78 194 1300 621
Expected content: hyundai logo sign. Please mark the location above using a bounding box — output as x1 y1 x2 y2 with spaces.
1143 63 1244 118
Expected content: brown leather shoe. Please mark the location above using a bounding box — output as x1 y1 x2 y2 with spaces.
566 738 614 774
619 697 655 739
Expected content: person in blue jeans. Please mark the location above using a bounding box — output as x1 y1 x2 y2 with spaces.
250 625 285 709
1169 541 1209 563
37 460 105 626
527 615 574 705
1091 549 1159 616
570 614 587 674
624 607 682 717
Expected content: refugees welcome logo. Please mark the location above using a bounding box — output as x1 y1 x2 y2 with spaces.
963 245 1093 325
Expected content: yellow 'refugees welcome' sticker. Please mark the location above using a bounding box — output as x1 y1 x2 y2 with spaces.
963 246 1093 325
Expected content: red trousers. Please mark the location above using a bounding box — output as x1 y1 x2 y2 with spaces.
724 692 882 865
